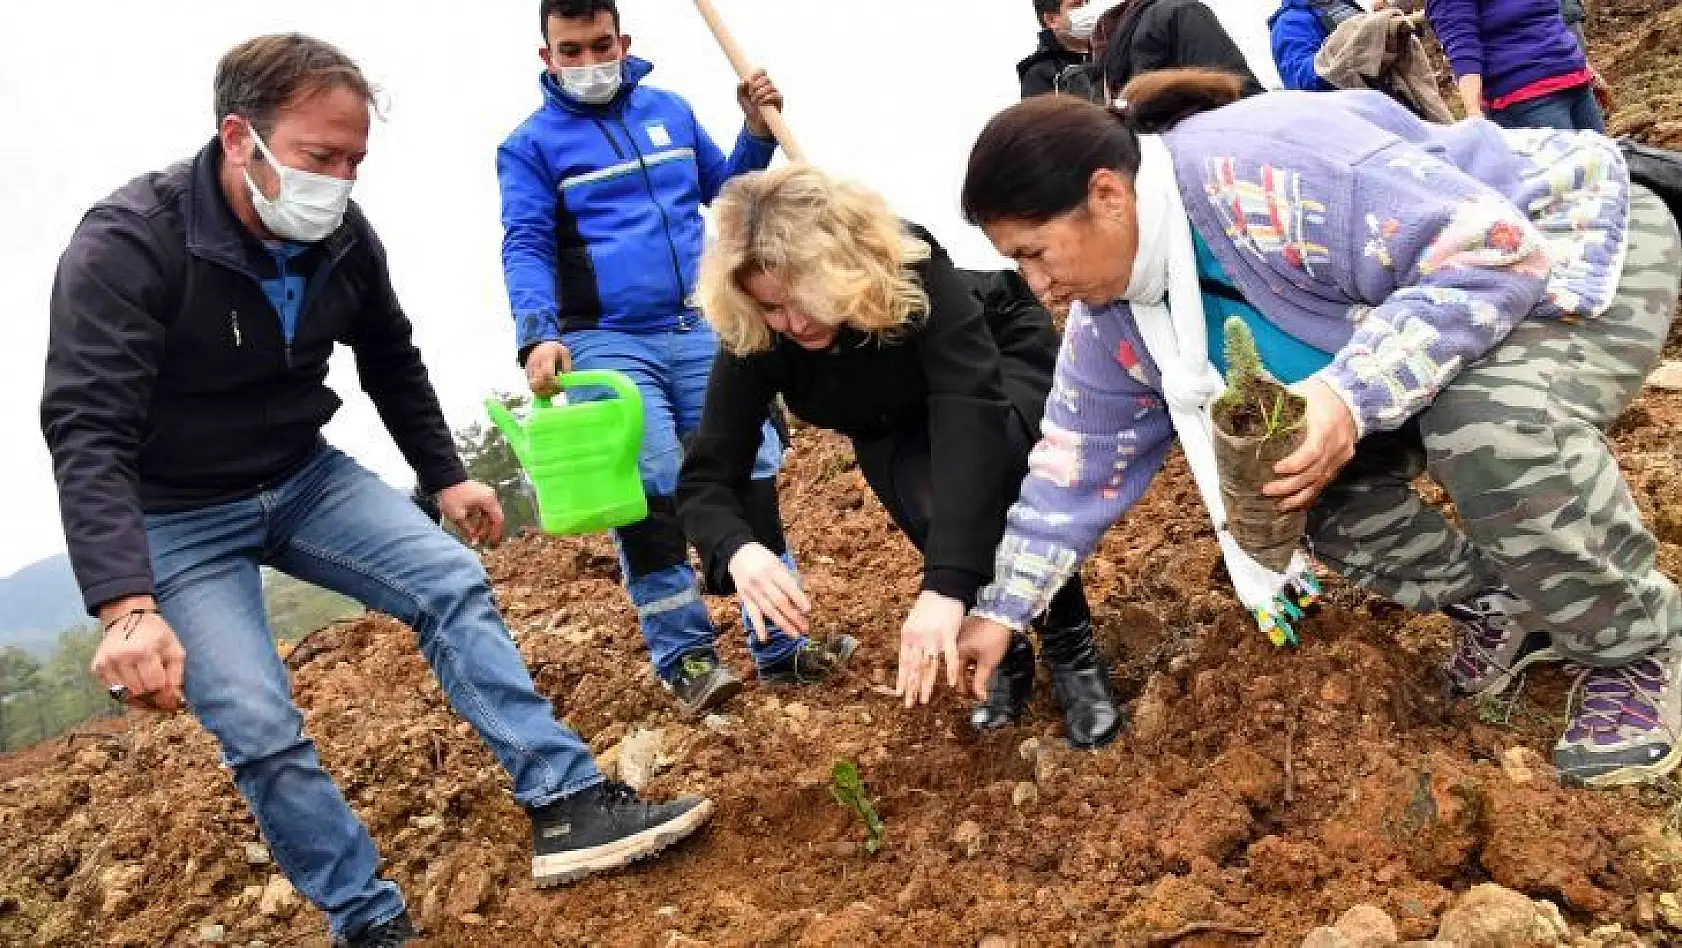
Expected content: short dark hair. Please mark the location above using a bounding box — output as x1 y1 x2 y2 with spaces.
541 0 621 39
1033 0 1062 26
213 34 372 136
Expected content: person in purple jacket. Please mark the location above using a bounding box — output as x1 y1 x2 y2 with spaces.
955 69 1682 788
1425 0 1605 131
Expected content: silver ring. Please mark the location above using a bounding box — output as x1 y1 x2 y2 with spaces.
108 684 129 701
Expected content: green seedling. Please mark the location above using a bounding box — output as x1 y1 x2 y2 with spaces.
828 759 884 854
1213 317 1305 456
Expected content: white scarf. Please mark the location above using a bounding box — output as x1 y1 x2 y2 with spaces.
1118 135 1319 644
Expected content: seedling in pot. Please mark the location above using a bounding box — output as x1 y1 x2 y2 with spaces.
828 759 884 854
1211 318 1310 575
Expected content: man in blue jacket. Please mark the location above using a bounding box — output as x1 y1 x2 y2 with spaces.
499 0 855 718
1269 0 1371 90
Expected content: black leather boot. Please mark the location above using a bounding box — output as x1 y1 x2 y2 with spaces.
969 631 1035 732
1041 620 1124 750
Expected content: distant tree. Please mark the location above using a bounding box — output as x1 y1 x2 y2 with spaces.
0 647 47 750
456 392 541 537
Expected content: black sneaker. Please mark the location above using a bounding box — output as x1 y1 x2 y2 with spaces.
529 780 714 887
970 631 1035 732
757 634 859 686
334 910 417 948
664 650 743 719
1443 587 1560 699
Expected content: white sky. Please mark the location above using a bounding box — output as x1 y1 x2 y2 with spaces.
0 0 1279 579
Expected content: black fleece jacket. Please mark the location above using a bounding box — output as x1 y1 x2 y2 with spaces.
40 138 466 612
677 225 1059 607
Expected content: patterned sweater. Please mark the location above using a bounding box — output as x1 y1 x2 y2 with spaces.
974 89 1629 631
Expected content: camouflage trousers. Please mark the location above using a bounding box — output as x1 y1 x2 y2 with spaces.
1308 184 1682 666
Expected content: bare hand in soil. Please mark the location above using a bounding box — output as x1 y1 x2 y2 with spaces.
895 591 964 707
1263 378 1358 512
92 606 186 713
439 481 506 548
728 542 811 640
956 616 1014 700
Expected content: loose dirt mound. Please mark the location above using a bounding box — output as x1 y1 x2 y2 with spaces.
5 8 1682 945
5 384 1682 947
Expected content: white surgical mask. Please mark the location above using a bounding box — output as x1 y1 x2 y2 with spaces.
558 59 623 105
1068 0 1123 40
243 124 354 243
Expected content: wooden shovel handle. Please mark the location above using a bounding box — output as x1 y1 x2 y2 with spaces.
691 0 807 162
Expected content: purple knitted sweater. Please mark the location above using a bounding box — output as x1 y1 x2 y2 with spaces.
1425 0 1589 104
973 90 1630 631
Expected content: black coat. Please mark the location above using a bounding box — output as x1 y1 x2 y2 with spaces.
1017 29 1090 98
40 138 466 612
677 226 1059 606
1101 0 1266 98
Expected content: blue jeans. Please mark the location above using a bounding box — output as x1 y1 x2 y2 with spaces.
145 446 601 938
564 323 803 678
1490 83 1605 133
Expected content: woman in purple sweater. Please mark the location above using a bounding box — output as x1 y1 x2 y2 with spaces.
1425 0 1604 131
954 70 1680 787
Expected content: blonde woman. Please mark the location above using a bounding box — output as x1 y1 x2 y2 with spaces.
675 165 1123 749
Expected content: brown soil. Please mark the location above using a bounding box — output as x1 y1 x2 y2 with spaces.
4 10 1682 947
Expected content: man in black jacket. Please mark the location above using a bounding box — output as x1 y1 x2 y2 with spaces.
1102 0 1266 99
1019 0 1094 97
40 33 710 948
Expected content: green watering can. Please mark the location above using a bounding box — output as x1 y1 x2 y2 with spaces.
485 370 647 536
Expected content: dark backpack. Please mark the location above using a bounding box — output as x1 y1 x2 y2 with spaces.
1619 139 1682 226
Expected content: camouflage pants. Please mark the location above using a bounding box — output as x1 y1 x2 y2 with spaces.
1308 184 1682 666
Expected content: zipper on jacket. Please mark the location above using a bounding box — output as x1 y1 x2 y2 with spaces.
230 310 243 347
612 115 693 331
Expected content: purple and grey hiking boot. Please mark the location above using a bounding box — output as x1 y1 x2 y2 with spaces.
1444 587 1560 699
1554 643 1682 788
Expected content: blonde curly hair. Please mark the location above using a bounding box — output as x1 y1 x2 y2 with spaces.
698 164 931 355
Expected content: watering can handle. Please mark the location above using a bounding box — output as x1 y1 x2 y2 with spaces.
484 397 535 469
558 370 645 469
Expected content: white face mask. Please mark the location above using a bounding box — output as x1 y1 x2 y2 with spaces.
558 59 623 105
243 124 354 243
1067 1 1117 40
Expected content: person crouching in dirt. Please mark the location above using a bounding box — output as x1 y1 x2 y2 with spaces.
40 34 712 947
954 71 1682 787
674 165 1124 749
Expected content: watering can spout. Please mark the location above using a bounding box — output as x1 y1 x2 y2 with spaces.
484 396 538 470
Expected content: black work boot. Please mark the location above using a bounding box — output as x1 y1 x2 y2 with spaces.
529 781 714 887
970 631 1036 732
1041 620 1124 750
664 649 744 719
334 910 417 948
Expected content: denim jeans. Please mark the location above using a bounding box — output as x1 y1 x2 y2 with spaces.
1490 83 1605 133
145 445 601 938
564 322 803 678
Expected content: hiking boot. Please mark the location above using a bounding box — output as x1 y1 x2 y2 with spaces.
757 634 860 686
970 631 1035 732
1042 620 1125 750
529 780 714 887
334 910 417 948
664 649 743 719
1444 587 1560 699
1554 643 1682 788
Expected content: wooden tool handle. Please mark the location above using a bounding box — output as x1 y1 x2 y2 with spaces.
691 0 807 162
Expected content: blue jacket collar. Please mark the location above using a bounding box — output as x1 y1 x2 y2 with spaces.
539 55 655 115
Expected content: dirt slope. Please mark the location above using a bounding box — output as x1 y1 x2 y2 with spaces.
4 7 1682 945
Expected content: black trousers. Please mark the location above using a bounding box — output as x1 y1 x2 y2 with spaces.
851 410 1092 635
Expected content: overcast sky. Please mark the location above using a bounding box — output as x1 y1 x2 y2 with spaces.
0 0 1280 580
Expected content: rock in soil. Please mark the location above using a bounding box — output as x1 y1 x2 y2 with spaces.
1436 883 1568 947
